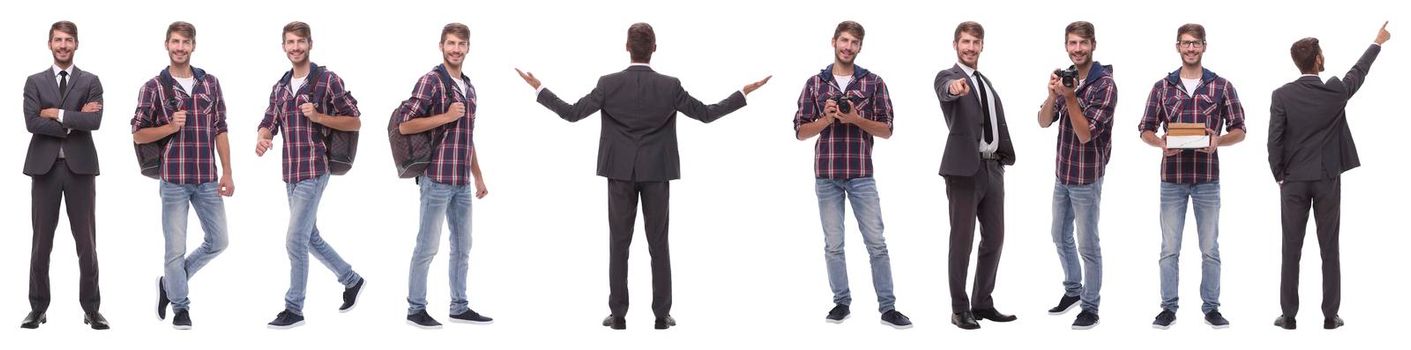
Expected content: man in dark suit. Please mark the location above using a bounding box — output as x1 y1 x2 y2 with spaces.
1268 22 1389 331
515 23 769 330
20 20 107 330
933 21 1017 330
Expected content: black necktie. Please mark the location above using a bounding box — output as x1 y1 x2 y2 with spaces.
975 71 994 144
58 71 69 101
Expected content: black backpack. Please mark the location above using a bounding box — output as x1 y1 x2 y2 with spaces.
298 66 359 175
387 68 459 179
133 72 181 179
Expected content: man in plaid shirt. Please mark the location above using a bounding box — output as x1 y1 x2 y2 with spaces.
130 21 233 331
1035 21 1116 330
394 23 492 329
1137 23 1247 330
254 22 366 329
794 21 911 330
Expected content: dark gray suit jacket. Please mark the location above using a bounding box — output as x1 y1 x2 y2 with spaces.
1268 44 1380 182
934 64 1015 177
536 65 747 182
23 66 103 176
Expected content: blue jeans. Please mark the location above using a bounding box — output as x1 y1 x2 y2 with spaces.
407 176 473 315
1159 181 1222 313
159 181 230 312
816 177 896 312
1051 178 1103 313
284 174 361 315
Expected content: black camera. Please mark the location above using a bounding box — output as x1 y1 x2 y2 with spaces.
1054 68 1078 88
831 95 864 114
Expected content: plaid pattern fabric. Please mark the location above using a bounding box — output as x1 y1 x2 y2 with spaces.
792 64 894 180
396 65 476 186
1138 68 1247 184
257 65 361 183
1049 64 1118 185
131 67 228 184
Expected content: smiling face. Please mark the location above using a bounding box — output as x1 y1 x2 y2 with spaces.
1177 33 1206 67
1066 33 1094 67
832 31 862 66
49 29 77 67
166 32 194 66
441 34 468 69
283 32 311 66
954 31 983 68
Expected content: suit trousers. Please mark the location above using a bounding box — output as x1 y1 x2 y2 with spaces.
29 159 100 314
943 159 1006 313
1279 177 1341 318
607 179 672 319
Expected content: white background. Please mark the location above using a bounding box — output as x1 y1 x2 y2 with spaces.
1 0 1405 348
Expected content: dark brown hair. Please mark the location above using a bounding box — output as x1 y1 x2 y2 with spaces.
1177 23 1206 42
167 21 196 42
1290 37 1322 74
954 21 984 42
627 22 656 63
50 21 78 41
1065 21 1095 42
283 21 311 41
441 22 470 43
833 21 865 41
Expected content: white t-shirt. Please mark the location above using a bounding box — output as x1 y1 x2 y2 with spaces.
834 75 852 91
1182 78 1200 97
289 75 307 96
174 76 196 97
453 77 468 99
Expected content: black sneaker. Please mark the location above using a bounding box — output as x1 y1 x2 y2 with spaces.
1072 310 1099 330
1152 309 1176 329
1048 294 1080 315
406 310 442 329
267 310 305 329
826 304 850 323
339 278 365 312
1274 315 1296 330
157 277 170 320
172 309 192 330
1204 309 1230 329
880 309 913 329
449 309 493 324
1324 316 1344 329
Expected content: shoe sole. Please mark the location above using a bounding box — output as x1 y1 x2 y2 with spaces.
173 325 192 330
825 314 851 324
1049 302 1079 315
268 321 306 329
406 320 443 329
448 318 494 325
339 280 366 313
1072 321 1099 330
881 320 913 330
1205 320 1230 329
156 277 168 320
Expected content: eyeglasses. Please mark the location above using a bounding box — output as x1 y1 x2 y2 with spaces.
1178 40 1206 48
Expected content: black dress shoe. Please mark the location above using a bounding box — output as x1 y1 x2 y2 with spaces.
20 311 46 329
951 311 980 330
84 312 110 330
973 308 1018 322
602 315 625 330
1324 316 1344 329
1273 315 1296 330
654 316 676 330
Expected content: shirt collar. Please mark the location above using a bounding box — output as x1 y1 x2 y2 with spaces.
957 62 977 77
629 62 651 68
52 65 73 77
